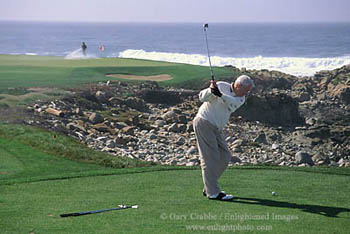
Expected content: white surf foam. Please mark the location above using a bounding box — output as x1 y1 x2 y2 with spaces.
25 53 38 56
64 48 97 59
119 49 350 77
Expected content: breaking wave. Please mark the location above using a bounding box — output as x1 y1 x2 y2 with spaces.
119 49 350 77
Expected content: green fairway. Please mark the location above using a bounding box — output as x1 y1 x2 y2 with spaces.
0 54 238 108
0 54 237 89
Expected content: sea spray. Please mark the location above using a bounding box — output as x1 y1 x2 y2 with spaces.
65 48 97 59
119 49 350 76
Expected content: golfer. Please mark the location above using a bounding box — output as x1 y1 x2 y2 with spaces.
81 42 87 56
193 75 254 201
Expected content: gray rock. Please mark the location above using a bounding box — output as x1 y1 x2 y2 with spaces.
95 91 108 102
168 123 180 133
312 153 330 165
115 135 129 145
299 92 311 102
230 156 241 164
177 114 187 123
106 140 116 148
267 132 281 142
155 119 166 127
305 117 317 126
162 111 176 122
271 143 280 150
89 113 104 124
254 132 268 144
114 122 128 129
96 136 108 143
93 123 110 132
178 124 187 133
186 124 194 133
329 161 340 167
147 133 157 140
122 126 135 135
232 139 243 147
69 122 87 133
232 147 242 153
176 136 186 145
187 146 198 155
124 97 148 111
295 151 314 166
186 162 196 167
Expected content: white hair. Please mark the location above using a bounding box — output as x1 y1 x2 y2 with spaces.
234 75 255 88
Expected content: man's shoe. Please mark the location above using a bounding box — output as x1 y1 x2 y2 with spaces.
208 192 233 201
203 190 227 197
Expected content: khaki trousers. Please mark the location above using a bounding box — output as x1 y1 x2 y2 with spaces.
193 116 231 196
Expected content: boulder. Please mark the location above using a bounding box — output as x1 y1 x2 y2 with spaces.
137 89 181 105
303 126 330 139
122 126 135 135
254 132 268 144
233 93 304 126
106 140 116 148
168 123 180 133
176 136 186 145
89 113 104 124
124 97 148 112
92 123 111 132
154 119 166 127
329 85 350 104
162 110 177 122
187 146 198 155
95 91 110 103
312 154 331 165
295 151 314 166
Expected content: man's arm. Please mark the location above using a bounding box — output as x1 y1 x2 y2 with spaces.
199 88 216 102
220 94 245 112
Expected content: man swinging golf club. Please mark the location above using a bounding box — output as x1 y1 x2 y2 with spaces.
194 24 254 201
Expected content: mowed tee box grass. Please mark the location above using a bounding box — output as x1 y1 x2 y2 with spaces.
1 124 350 234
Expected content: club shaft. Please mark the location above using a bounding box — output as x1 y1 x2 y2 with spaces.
204 29 214 81
60 206 133 217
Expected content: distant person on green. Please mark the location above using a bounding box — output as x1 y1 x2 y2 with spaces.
81 42 87 56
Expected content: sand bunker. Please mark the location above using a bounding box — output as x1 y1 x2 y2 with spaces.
106 74 172 81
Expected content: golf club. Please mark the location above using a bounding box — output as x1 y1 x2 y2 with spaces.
203 23 214 81
60 204 138 218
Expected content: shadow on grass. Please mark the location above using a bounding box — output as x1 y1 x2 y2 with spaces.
233 197 350 218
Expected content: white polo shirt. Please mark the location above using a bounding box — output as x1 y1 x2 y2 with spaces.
196 81 245 131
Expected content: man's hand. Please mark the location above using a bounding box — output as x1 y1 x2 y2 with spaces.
210 81 222 97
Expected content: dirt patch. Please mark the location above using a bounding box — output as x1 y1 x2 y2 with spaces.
106 74 172 81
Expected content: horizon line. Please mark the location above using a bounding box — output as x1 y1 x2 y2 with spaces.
1 19 350 24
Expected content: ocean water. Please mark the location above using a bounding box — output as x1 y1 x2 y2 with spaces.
1 21 350 76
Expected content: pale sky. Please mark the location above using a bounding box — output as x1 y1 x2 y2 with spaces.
1 0 349 23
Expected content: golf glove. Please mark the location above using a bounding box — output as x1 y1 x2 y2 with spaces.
211 85 222 97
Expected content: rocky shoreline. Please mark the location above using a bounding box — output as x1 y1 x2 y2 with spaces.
26 65 350 168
